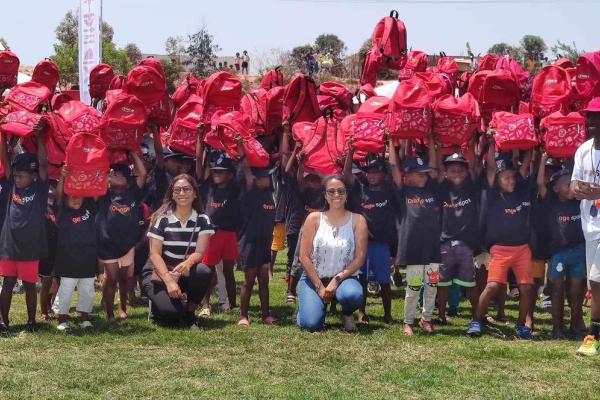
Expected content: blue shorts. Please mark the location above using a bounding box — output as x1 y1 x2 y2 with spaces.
359 241 391 285
549 243 586 279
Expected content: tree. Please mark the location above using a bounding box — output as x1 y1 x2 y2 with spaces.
161 59 183 93
184 26 220 78
551 40 583 63
124 43 143 65
314 34 346 61
55 10 114 46
488 42 524 62
165 36 185 58
288 44 314 73
520 35 547 61
103 41 132 75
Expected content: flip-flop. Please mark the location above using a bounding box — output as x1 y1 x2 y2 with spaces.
238 318 250 327
262 316 276 325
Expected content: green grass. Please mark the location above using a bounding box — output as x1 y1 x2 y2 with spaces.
0 254 599 400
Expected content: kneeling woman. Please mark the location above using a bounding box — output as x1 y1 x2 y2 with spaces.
143 174 214 329
297 175 368 332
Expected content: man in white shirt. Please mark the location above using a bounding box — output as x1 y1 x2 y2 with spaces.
571 97 600 356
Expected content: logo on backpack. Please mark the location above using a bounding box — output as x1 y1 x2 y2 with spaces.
120 106 135 113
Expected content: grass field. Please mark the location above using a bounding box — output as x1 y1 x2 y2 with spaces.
0 255 599 400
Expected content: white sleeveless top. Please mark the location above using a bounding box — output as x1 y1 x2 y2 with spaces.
311 212 356 279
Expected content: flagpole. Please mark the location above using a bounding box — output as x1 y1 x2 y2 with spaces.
99 0 103 62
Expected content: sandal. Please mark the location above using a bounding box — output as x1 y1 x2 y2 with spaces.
238 318 250 327
262 316 276 325
286 294 296 304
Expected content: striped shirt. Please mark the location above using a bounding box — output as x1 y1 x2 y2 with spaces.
147 210 214 266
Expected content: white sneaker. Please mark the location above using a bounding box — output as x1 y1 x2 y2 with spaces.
56 322 70 332
342 314 357 332
79 321 93 329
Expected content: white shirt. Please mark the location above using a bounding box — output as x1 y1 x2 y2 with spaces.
311 213 356 279
572 138 600 241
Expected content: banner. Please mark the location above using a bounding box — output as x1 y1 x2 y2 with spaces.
78 0 102 105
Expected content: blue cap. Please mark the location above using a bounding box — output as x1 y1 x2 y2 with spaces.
403 156 432 173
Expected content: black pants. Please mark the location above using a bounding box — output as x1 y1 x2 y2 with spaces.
142 263 211 323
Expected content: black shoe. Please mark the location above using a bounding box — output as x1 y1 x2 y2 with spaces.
392 272 403 287
25 322 37 333
0 321 8 336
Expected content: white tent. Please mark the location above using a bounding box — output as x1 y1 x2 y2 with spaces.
17 72 31 84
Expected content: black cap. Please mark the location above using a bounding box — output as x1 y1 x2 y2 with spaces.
545 157 562 169
402 156 432 173
443 153 468 166
495 157 516 175
110 163 133 178
11 152 38 173
548 168 571 189
251 167 276 178
208 151 235 171
163 147 184 160
363 156 386 172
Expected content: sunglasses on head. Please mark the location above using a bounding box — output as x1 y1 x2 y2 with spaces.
325 188 347 196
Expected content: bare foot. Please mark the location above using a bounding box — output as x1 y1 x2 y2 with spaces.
357 312 369 324
403 324 415 336
119 310 128 320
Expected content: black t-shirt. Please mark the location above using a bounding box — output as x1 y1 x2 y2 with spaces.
482 177 532 249
351 180 397 247
438 179 481 252
544 196 585 255
238 186 276 258
53 200 98 278
284 175 324 236
0 179 48 261
272 167 287 224
199 177 242 232
0 178 9 228
396 181 441 265
96 186 143 259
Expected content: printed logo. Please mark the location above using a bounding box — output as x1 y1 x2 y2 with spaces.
12 193 35 205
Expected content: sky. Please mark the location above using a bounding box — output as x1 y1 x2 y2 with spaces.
2 0 599 67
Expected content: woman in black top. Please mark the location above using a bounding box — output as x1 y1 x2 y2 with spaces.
144 174 214 329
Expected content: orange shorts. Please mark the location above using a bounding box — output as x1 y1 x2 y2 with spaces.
488 244 533 285
531 259 547 280
0 259 39 284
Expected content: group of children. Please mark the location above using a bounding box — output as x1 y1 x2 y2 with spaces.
0 103 599 357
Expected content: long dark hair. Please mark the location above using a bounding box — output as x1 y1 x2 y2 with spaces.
321 174 350 211
150 174 204 226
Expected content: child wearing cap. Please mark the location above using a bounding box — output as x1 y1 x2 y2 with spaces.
468 141 534 339
96 151 147 321
344 144 397 324
537 153 586 339
195 141 241 315
435 144 481 326
570 97 600 355
0 127 49 333
53 167 98 331
236 141 276 326
388 135 440 335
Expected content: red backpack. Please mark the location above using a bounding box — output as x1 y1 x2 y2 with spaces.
0 51 19 91
398 51 428 81
414 72 453 101
433 93 480 145
386 77 432 140
124 65 172 126
340 112 386 160
540 111 586 158
319 82 353 111
356 84 378 103
468 69 520 119
172 74 202 108
55 100 102 135
89 64 115 100
108 74 125 90
44 113 72 170
139 56 166 83
241 90 268 135
555 58 575 69
458 71 473 96
31 59 59 92
371 10 407 61
489 111 537 151
199 71 242 124
64 132 110 197
98 91 148 151
265 86 285 134
283 74 320 124
260 66 284 90
575 52 600 101
358 96 390 114
530 66 572 118
495 56 532 100
5 81 52 112
476 54 499 72
360 47 384 86
293 113 345 175
0 111 46 138
167 95 204 156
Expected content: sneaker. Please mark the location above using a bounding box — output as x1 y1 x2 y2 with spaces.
516 325 533 340
366 282 380 296
392 271 403 288
467 320 482 337
541 295 552 310
286 293 297 304
0 321 9 336
576 335 600 356
12 280 23 294
508 287 520 299
56 322 70 332
79 321 93 329
25 322 37 333
341 314 357 332
198 307 211 318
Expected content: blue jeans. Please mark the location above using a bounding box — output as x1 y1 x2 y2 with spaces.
297 273 364 332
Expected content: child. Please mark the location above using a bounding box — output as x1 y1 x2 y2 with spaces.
96 152 147 321
436 149 481 326
468 141 534 339
389 136 440 336
537 156 586 339
344 148 397 324
570 97 600 355
236 142 276 326
195 144 241 315
0 127 49 333
54 167 98 331
39 182 58 321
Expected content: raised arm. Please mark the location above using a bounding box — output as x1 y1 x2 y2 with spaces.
236 141 254 192
280 122 292 170
130 150 147 190
485 136 496 188
388 136 402 188
150 123 164 172
195 124 206 179
0 133 10 180
519 149 533 180
56 166 67 207
342 139 356 186
467 136 478 181
36 123 48 183
537 152 549 199
427 131 438 180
